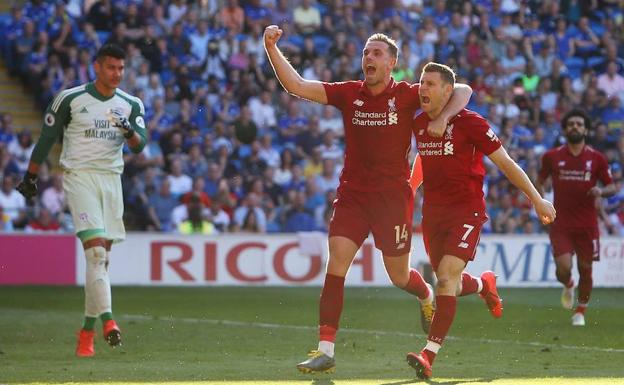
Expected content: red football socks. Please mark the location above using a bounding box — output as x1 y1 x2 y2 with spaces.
459 273 480 296
426 295 457 360
319 273 345 342
403 269 431 300
578 264 593 304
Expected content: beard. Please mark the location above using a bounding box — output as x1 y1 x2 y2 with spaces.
566 131 585 144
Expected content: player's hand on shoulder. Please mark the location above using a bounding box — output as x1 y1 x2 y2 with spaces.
427 116 448 138
16 172 38 199
264 25 283 46
535 198 556 225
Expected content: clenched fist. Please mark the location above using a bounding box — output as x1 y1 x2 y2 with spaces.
264 25 283 47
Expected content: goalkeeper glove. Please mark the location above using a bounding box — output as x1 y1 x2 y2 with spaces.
16 171 38 199
106 108 135 139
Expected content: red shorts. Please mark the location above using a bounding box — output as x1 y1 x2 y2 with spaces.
329 184 414 256
549 226 600 261
422 207 487 271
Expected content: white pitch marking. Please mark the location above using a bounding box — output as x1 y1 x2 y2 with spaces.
123 314 624 354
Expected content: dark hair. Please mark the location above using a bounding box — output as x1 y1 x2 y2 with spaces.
422 62 456 87
96 44 126 62
561 108 592 131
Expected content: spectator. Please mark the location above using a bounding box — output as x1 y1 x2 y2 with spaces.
25 207 60 232
597 61 624 100
177 193 216 235
283 190 316 232
41 172 65 216
219 0 245 34
0 175 26 228
147 179 178 232
233 192 266 232
167 158 192 197
0 205 14 232
293 0 321 36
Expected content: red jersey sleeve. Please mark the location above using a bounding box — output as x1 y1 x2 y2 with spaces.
322 82 351 110
596 153 614 186
538 151 552 183
464 113 501 155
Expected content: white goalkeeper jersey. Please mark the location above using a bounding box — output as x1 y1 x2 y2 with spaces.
42 83 145 174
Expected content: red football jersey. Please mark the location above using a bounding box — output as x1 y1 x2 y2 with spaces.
538 145 613 229
323 79 421 191
413 109 502 212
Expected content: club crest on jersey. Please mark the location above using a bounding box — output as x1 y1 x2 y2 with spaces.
558 161 566 167
444 124 454 140
353 99 364 107
585 160 593 170
388 97 396 112
136 116 145 128
44 113 55 126
387 97 398 125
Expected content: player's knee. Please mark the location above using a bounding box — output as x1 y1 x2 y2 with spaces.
435 275 454 292
85 245 108 273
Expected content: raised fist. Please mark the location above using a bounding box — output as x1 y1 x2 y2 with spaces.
264 25 283 46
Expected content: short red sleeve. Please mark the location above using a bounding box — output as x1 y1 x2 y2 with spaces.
323 82 351 110
538 151 552 183
465 114 501 155
597 153 614 186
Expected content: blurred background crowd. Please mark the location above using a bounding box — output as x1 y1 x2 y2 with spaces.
0 0 622 236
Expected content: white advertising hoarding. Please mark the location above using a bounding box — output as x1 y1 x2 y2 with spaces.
76 233 624 287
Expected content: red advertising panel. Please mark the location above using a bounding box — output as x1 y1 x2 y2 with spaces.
0 234 77 285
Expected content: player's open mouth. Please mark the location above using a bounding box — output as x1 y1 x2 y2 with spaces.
365 65 376 76
421 96 431 104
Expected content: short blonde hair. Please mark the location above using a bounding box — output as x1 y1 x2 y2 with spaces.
366 33 399 60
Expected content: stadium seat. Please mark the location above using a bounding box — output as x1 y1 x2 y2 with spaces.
587 56 605 70
96 31 110 44
312 35 332 55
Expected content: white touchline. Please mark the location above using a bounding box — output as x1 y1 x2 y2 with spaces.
123 314 624 354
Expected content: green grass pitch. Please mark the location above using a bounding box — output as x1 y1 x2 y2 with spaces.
1 286 623 384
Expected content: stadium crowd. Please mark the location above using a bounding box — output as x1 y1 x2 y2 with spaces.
0 0 623 235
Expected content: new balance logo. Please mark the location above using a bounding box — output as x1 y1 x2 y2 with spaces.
418 129 424 135
79 107 88 113
353 99 364 106
558 161 565 167
444 141 454 155
458 241 469 249
486 128 499 142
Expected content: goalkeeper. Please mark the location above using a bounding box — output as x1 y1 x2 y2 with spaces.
17 44 146 357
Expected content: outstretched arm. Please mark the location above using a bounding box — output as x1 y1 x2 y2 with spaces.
488 147 556 224
264 25 328 104
427 83 472 137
